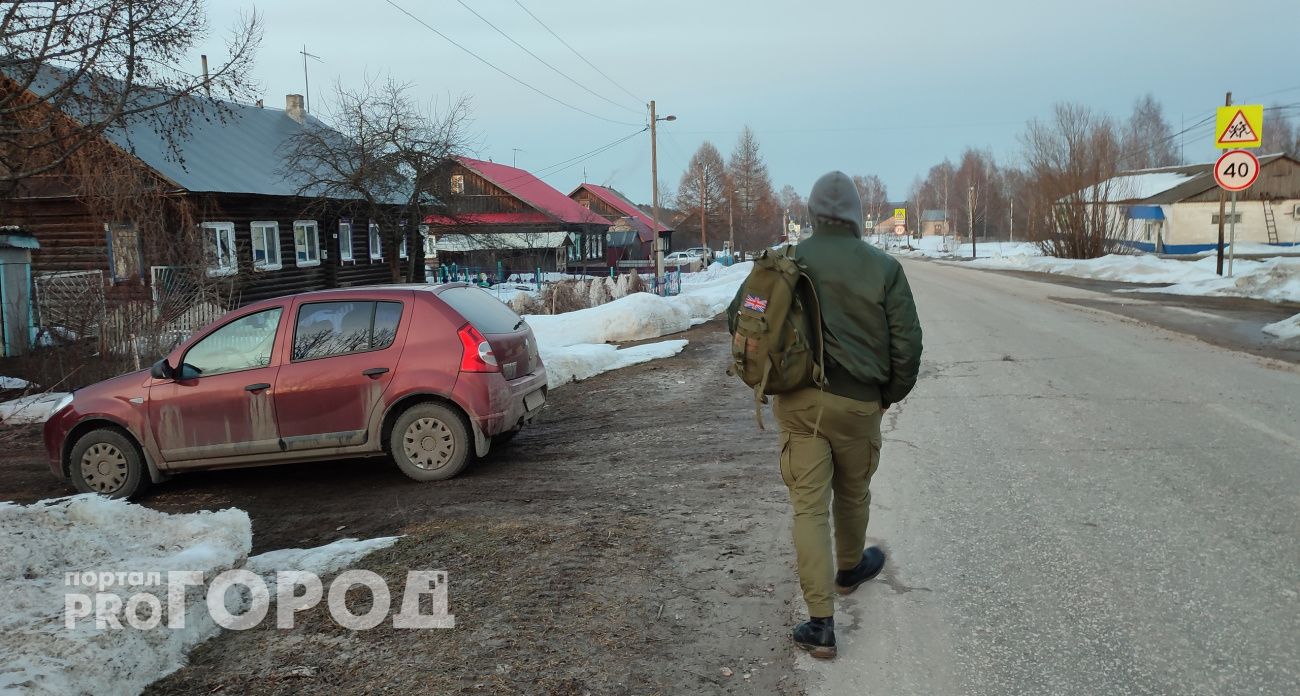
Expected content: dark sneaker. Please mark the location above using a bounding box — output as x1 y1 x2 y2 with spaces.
835 546 886 595
792 616 836 659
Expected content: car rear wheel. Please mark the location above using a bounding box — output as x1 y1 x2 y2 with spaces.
69 429 149 499
390 403 472 481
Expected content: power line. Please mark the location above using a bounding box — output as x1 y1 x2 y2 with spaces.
489 127 648 188
512 0 644 108
453 0 641 116
384 0 641 127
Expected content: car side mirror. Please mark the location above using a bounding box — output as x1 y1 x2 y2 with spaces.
150 358 174 380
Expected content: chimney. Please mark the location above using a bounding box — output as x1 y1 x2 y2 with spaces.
200 55 210 98
256 98 263 108
286 94 305 124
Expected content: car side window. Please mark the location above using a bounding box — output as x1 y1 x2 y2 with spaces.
181 308 283 378
293 301 404 361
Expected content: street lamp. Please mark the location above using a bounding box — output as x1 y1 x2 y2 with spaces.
649 102 676 284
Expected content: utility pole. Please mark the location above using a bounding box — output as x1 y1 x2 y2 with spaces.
968 185 976 259
1216 92 1231 276
699 167 708 251
728 190 735 255
649 101 675 283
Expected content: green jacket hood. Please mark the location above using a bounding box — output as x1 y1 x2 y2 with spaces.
807 171 862 237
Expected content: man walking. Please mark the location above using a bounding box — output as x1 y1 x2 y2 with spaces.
731 171 922 658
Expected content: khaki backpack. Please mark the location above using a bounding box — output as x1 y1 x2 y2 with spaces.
728 245 826 429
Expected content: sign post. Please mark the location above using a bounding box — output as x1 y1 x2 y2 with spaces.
1213 149 1260 276
1214 104 1263 276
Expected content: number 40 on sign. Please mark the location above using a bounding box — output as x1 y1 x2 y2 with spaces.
1214 150 1259 192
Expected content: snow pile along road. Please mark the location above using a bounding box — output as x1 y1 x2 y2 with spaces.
0 496 252 696
0 393 69 426
951 252 1228 284
0 496 404 695
897 236 1043 259
1127 256 1300 304
528 262 752 388
1262 313 1300 340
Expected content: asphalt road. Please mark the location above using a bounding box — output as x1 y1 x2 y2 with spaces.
810 258 1300 695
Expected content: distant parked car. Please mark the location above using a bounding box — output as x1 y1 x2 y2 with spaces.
685 247 715 264
664 251 697 264
42 284 548 498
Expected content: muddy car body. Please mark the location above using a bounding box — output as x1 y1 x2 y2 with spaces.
42 284 547 498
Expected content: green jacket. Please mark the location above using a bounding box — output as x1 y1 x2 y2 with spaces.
727 172 922 407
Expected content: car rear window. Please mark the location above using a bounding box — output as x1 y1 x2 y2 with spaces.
438 286 522 334
293 300 403 360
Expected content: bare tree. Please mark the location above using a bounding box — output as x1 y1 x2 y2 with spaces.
280 77 472 282
852 175 889 229
0 0 261 199
1121 93 1180 169
1262 105 1299 158
1021 103 1131 259
726 126 780 250
675 141 728 249
777 184 808 228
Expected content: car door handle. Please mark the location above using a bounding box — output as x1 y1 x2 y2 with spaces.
362 367 390 377
244 383 271 392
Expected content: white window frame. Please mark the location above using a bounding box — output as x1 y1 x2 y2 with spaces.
250 221 282 271
368 221 383 261
339 221 354 262
450 174 465 194
203 221 237 277
293 220 321 267
399 227 409 259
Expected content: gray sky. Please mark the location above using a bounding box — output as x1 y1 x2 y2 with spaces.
196 0 1300 205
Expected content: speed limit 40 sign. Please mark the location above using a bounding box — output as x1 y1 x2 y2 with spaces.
1214 150 1260 192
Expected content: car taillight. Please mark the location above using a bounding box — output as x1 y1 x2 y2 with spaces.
457 323 499 372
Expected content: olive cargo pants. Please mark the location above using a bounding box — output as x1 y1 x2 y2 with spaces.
773 388 884 617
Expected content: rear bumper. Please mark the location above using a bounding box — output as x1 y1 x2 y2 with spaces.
454 368 548 436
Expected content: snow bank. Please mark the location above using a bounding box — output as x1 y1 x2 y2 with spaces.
898 237 1043 259
526 262 752 350
0 496 251 696
0 376 31 390
1193 242 1300 257
244 537 401 588
1126 257 1300 304
1262 313 1300 340
0 497 404 695
955 253 1227 285
526 262 749 388
541 340 689 389
0 393 69 425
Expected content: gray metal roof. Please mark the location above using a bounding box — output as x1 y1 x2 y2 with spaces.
17 65 336 197
104 98 329 196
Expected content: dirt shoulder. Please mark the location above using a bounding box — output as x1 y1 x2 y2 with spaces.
0 320 802 694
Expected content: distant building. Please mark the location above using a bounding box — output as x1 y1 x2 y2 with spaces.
1074 154 1300 253
921 210 949 237
424 158 612 277
569 183 673 265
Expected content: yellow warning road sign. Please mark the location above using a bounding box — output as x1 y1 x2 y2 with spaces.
894 208 906 224
1216 105 1263 149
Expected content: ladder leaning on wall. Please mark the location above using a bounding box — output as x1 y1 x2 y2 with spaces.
1262 199 1280 245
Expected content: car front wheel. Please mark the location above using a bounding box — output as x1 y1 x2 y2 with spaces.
69 428 149 499
390 403 472 481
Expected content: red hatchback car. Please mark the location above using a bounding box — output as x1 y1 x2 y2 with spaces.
42 284 548 498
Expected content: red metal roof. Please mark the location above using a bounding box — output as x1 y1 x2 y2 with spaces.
456 157 612 226
570 183 672 234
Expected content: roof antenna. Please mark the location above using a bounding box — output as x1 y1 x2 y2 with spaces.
299 45 322 112
512 148 524 167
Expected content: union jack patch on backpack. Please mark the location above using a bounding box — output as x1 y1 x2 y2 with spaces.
742 294 768 313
